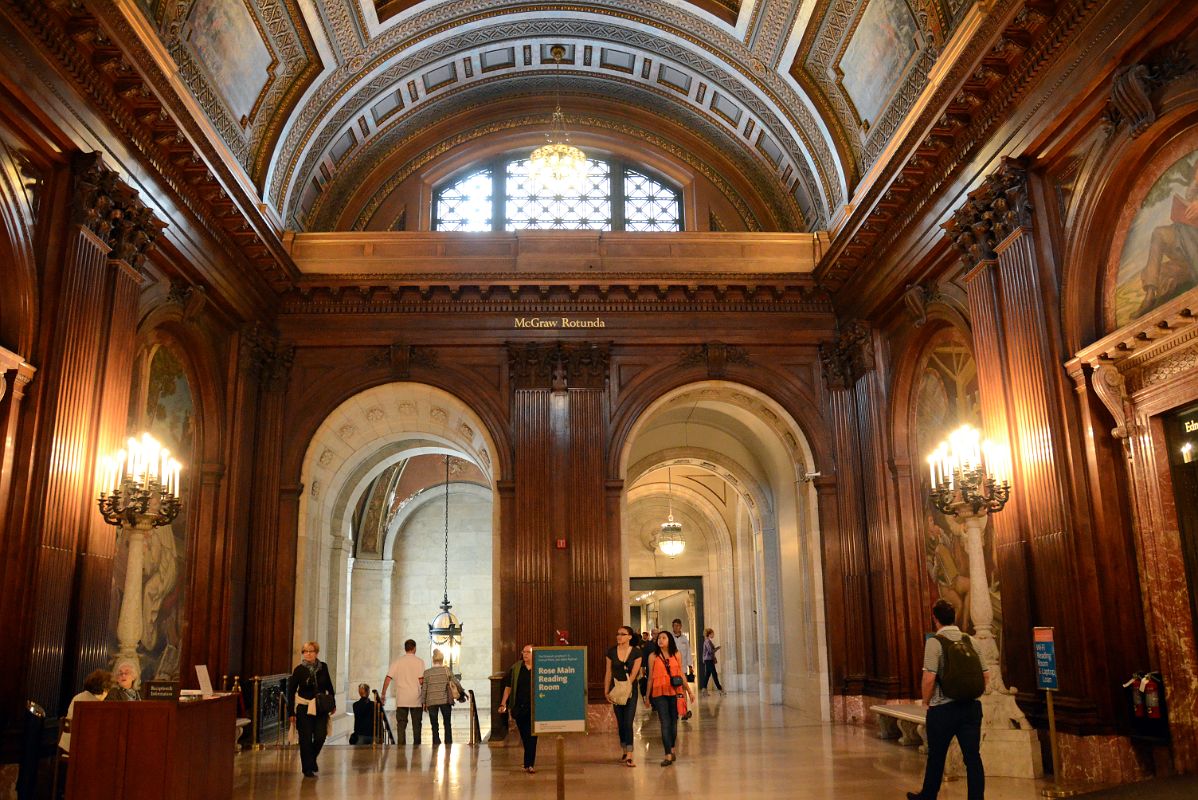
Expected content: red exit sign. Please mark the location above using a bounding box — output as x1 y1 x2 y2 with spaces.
555 538 567 549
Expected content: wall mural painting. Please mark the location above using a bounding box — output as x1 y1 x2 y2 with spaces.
182 0 273 124
913 328 1001 647
838 0 920 129
109 345 195 684
1113 147 1198 328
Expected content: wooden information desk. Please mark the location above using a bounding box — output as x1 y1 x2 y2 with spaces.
67 694 236 800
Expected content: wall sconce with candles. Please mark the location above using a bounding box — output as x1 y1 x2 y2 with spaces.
926 424 1010 683
97 433 182 677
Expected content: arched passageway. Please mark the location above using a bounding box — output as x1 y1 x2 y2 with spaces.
618 381 829 720
294 383 501 706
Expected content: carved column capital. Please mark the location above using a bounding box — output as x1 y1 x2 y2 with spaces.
109 200 166 271
71 152 122 242
507 342 610 390
943 157 1032 266
240 322 294 391
819 320 875 389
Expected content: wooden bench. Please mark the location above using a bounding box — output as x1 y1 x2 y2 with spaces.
870 703 928 751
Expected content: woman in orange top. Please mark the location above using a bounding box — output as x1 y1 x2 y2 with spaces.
643 630 695 766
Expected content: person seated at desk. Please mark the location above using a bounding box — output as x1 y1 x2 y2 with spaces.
60 669 110 753
350 684 374 745
105 663 140 702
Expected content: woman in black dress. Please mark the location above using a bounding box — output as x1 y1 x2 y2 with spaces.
603 626 643 766
287 640 335 778
498 644 537 773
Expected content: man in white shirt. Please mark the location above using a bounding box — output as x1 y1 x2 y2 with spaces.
382 638 426 744
671 618 694 721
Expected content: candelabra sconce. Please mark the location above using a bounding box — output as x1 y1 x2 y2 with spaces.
926 424 1011 691
97 433 182 678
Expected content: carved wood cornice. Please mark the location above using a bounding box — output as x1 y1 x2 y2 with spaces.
0 0 297 296
1070 287 1198 436
279 279 830 315
507 341 610 391
817 0 1095 295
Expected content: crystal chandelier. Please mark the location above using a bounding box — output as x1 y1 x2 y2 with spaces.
429 455 463 675
656 466 686 558
528 45 589 194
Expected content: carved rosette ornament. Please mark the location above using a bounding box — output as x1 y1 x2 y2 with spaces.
507 342 610 391
942 158 1032 266
366 342 437 378
678 341 751 378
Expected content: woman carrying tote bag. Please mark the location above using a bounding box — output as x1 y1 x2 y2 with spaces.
603 625 643 766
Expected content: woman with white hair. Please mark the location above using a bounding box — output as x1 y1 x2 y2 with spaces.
421 650 463 745
105 662 141 702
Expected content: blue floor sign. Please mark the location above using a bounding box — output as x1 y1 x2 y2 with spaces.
532 646 588 734
1034 627 1058 691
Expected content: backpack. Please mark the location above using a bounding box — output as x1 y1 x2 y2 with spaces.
935 634 985 700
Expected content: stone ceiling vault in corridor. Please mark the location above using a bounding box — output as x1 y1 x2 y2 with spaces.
127 0 971 233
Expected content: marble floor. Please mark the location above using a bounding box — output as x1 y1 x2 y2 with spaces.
233 693 1057 799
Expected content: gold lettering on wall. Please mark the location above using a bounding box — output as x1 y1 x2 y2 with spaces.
513 318 606 329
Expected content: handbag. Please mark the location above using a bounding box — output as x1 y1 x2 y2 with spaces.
451 678 468 704
607 678 632 705
315 691 336 715
664 654 684 688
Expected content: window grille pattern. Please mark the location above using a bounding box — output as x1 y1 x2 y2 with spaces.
505 159 611 231
432 157 681 232
624 169 681 231
434 168 492 231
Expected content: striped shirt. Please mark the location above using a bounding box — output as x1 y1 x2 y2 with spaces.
421 665 454 706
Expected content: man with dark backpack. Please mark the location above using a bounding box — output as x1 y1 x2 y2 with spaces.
908 599 989 800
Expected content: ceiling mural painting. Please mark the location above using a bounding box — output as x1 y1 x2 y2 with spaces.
130 0 320 185
263 1 850 231
791 0 970 182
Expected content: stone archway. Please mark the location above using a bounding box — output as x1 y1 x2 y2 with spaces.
295 383 500 705
618 381 828 720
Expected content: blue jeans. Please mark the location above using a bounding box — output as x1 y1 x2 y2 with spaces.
650 694 679 755
918 699 984 800
612 686 639 751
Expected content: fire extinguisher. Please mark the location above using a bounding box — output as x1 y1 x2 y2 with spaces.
1140 673 1163 720
1123 673 1145 717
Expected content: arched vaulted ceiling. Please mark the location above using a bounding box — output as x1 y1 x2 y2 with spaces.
130 0 973 233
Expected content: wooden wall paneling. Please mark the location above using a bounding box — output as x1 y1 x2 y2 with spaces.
854 345 904 694
995 226 1097 723
821 371 870 695
508 389 554 658
566 389 616 698
241 328 294 676
22 154 136 711
495 479 518 665
181 461 229 680
70 256 144 691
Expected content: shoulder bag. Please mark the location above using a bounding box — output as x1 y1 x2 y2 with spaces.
664 655 684 688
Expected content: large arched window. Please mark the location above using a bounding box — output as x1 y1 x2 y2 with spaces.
433 156 683 232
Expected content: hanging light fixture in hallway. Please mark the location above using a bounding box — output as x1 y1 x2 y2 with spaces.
429 454 463 675
657 466 686 558
528 45 589 194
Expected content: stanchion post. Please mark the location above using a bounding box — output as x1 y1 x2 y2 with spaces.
250 676 262 750
279 694 287 746
556 734 565 799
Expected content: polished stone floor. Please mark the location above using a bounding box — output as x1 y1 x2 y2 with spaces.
233 693 1062 799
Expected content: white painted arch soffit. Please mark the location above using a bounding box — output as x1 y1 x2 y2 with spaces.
268 6 845 228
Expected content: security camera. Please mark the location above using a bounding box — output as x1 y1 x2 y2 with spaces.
802 470 821 483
